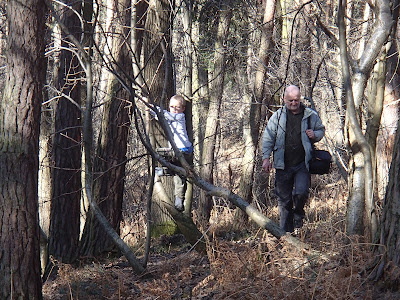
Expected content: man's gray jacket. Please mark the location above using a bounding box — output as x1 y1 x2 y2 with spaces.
262 104 325 171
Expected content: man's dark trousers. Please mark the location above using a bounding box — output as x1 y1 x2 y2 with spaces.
275 162 310 232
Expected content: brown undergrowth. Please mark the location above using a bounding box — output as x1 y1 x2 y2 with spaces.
43 170 399 299
42 231 396 299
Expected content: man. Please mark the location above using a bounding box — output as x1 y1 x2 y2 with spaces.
262 85 325 233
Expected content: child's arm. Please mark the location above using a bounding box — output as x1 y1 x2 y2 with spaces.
149 105 162 120
162 111 185 121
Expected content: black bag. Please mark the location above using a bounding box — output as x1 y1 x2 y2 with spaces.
309 148 331 175
308 116 331 175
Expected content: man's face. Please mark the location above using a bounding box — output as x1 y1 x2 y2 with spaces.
169 98 185 114
284 91 301 114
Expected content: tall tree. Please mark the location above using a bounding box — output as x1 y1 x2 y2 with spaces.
0 0 46 298
294 0 312 95
142 0 177 234
197 2 233 227
338 0 393 239
369 0 400 285
80 0 133 256
371 112 400 285
181 0 194 216
234 0 276 227
47 0 82 265
192 3 210 167
143 0 174 102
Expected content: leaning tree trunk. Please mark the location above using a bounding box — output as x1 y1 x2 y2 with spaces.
0 0 46 298
197 3 232 228
47 0 82 266
80 0 133 256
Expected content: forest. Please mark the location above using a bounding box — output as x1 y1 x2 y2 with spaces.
1 0 400 299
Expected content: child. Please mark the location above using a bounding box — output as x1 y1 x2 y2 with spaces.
150 95 193 211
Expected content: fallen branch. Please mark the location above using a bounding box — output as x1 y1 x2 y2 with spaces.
189 171 330 261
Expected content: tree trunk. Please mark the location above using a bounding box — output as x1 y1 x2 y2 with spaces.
38 103 52 273
143 0 174 102
132 0 148 88
192 6 210 166
181 0 194 217
296 0 312 95
153 175 206 254
234 0 276 228
339 0 392 240
80 0 133 256
143 0 177 234
0 0 46 298
198 3 232 228
48 0 82 265
365 49 387 210
371 115 400 286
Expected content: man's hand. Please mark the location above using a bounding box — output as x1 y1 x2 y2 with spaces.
262 158 272 173
306 129 315 140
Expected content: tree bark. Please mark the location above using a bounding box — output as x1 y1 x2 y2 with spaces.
48 0 82 265
132 0 148 89
143 0 177 234
153 175 206 254
192 5 210 166
371 115 400 285
198 3 233 228
143 0 174 102
234 0 276 228
365 48 387 209
75 13 144 274
39 101 52 273
80 0 133 257
181 0 194 217
0 0 46 298
339 0 393 239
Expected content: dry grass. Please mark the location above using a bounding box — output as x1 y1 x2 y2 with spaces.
43 142 399 299
43 173 400 299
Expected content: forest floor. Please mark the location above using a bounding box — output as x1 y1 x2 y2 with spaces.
43 173 400 299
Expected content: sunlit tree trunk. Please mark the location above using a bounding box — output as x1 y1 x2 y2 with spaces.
371 114 400 285
296 0 312 95
0 0 46 297
39 51 55 270
181 0 194 216
197 3 232 228
339 0 393 240
132 0 147 88
143 0 174 102
80 0 133 256
192 5 210 166
38 110 52 272
376 5 400 197
143 0 176 234
234 0 276 228
365 48 387 213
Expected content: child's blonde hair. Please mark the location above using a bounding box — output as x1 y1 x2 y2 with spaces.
170 95 186 107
